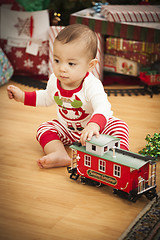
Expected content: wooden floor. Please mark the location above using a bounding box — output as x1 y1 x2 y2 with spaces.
0 80 160 240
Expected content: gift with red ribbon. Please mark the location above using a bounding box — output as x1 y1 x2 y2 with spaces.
0 5 50 80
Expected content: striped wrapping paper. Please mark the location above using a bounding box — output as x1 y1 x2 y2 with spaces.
93 32 104 81
49 26 64 77
49 26 104 81
101 5 160 22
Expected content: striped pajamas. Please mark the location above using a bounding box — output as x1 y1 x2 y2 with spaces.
36 116 129 151
24 72 129 151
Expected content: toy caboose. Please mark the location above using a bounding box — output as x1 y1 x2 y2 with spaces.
67 134 157 202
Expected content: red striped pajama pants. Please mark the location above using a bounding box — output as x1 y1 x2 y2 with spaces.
36 117 129 151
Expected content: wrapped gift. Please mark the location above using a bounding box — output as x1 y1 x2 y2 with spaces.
0 6 50 79
49 26 104 81
0 48 14 86
104 54 139 76
106 37 160 54
101 5 160 22
70 8 160 43
49 26 64 77
106 49 160 65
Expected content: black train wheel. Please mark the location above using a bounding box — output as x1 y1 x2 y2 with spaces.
127 193 139 203
67 167 79 180
80 176 104 187
113 189 139 202
144 188 158 201
80 176 87 185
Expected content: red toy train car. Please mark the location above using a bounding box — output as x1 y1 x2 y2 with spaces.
67 134 158 202
139 70 160 86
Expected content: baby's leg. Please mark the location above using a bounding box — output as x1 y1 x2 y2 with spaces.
102 117 129 150
36 120 81 169
37 140 71 168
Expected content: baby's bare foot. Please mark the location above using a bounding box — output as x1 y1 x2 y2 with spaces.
37 152 71 169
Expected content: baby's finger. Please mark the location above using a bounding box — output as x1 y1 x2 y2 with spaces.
9 93 14 99
95 131 100 138
86 131 94 141
7 89 14 99
80 132 88 146
7 85 14 95
37 160 44 169
7 85 15 91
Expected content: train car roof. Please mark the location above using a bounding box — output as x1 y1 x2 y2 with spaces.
70 144 150 169
86 134 120 147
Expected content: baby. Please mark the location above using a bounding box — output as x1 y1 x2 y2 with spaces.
7 24 129 169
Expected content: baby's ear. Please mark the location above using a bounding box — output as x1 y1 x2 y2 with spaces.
88 58 98 72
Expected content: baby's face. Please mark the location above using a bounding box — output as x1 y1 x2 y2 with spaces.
53 39 91 90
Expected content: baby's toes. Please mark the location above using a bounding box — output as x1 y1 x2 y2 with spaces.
37 159 44 168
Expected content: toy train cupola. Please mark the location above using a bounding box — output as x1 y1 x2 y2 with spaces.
86 134 120 156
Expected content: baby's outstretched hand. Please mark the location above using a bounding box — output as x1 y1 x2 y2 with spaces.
7 85 24 103
79 122 100 146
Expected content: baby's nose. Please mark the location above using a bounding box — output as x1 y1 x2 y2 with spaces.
60 63 67 72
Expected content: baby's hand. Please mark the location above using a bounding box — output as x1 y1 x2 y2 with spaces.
80 122 100 146
7 85 24 103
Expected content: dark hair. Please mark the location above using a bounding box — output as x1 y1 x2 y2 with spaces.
55 24 97 59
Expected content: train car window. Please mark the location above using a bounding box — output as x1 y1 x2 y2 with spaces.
92 145 96 151
84 155 91 167
115 142 119 147
114 164 121 178
104 146 108 152
99 160 106 172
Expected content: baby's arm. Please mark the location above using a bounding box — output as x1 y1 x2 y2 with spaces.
7 85 24 103
79 76 112 146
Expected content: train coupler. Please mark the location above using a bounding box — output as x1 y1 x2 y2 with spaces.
67 167 79 180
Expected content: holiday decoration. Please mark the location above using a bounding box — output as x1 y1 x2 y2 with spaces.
105 37 160 65
70 8 160 43
106 49 159 65
16 0 50 11
139 133 160 160
48 26 64 78
48 0 93 26
104 54 139 76
101 5 160 22
14 17 31 36
0 6 50 79
106 37 160 54
0 48 14 86
139 68 160 85
92 1 109 13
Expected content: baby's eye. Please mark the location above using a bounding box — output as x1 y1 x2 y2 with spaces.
68 62 76 66
54 59 59 63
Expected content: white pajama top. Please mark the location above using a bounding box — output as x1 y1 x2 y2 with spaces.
24 72 113 132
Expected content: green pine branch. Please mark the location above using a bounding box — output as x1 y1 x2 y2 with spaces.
139 133 160 160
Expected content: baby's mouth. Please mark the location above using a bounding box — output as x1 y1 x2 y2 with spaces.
60 75 68 79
